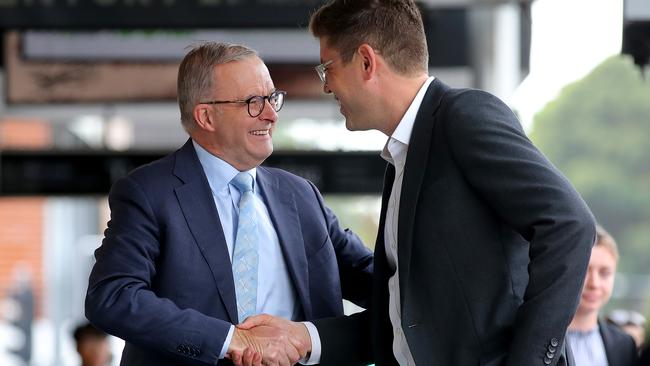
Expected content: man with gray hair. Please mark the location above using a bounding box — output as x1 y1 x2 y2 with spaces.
85 42 373 366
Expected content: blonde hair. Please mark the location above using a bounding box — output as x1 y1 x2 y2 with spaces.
594 224 619 262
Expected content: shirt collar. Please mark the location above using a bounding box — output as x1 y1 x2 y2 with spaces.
192 140 257 194
381 76 435 163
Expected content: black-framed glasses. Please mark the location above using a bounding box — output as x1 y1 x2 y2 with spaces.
200 90 286 118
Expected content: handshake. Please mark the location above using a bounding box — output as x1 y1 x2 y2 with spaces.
227 314 313 366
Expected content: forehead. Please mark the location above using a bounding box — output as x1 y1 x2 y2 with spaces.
212 56 274 93
318 37 338 59
590 245 617 266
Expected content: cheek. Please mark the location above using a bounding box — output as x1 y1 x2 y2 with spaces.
603 278 615 292
227 125 248 148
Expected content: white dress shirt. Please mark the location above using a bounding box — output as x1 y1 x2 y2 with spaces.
380 76 435 366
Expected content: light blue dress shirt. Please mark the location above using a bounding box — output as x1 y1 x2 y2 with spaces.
567 326 609 366
193 141 300 358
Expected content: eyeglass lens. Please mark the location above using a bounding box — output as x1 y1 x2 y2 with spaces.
248 92 284 117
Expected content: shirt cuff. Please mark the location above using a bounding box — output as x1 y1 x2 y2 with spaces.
299 321 321 365
219 325 235 359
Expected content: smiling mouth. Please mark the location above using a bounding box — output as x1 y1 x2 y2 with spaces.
250 129 270 136
582 293 601 302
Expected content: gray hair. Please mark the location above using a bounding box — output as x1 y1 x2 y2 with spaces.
177 42 258 131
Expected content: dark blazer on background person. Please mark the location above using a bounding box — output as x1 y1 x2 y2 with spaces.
600 319 639 366
638 343 650 366
85 139 373 366
314 79 595 366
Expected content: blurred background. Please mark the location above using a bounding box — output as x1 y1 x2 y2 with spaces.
0 0 648 365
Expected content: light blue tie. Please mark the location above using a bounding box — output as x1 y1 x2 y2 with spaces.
231 172 259 324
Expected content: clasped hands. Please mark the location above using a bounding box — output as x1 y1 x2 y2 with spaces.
227 314 312 366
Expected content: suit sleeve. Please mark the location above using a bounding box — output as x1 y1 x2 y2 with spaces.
443 90 596 366
85 175 231 365
307 181 374 308
312 310 373 366
306 180 375 365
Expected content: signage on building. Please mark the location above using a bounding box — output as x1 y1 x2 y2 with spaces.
0 0 325 28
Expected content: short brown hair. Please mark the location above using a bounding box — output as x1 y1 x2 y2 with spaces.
595 224 619 262
309 0 428 76
177 42 257 131
73 322 107 345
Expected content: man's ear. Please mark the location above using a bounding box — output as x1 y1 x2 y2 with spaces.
193 104 216 132
357 44 378 81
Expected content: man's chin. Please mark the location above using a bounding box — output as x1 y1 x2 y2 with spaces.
344 118 357 131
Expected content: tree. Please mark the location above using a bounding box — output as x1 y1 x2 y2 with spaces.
530 55 650 280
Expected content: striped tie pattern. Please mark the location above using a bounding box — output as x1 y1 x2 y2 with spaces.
230 172 259 323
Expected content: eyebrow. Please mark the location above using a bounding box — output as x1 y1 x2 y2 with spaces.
243 88 277 100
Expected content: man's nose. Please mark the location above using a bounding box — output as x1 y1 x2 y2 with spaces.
323 82 332 94
259 99 278 121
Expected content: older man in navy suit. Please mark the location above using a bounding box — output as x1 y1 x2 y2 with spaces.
85 42 373 366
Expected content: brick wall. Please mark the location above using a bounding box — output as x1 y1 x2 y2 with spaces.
0 118 51 149
0 197 44 317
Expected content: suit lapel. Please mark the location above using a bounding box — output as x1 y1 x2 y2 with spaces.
397 79 450 305
256 168 312 320
372 164 400 360
376 163 395 277
173 139 238 324
598 319 617 366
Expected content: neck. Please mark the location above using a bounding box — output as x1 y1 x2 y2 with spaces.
379 73 430 136
569 309 599 332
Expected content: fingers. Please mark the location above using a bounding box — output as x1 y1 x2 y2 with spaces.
283 340 301 364
236 320 306 366
238 313 273 330
229 349 245 366
286 323 311 358
230 347 262 366
260 341 295 366
242 347 262 366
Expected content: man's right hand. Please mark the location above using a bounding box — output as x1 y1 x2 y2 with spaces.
227 323 307 366
238 314 312 351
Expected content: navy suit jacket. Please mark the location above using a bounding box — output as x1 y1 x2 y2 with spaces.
85 139 373 366
314 79 596 366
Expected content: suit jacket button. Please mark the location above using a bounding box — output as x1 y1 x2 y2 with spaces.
550 338 559 347
544 357 552 365
546 351 554 359
548 345 556 353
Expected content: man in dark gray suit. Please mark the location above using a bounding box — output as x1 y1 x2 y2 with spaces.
237 1 596 365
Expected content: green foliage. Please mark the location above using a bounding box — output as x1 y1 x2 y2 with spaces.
323 195 380 250
530 56 650 276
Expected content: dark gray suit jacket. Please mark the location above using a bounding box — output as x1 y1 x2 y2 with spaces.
315 79 596 366
85 139 373 365
600 319 638 366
